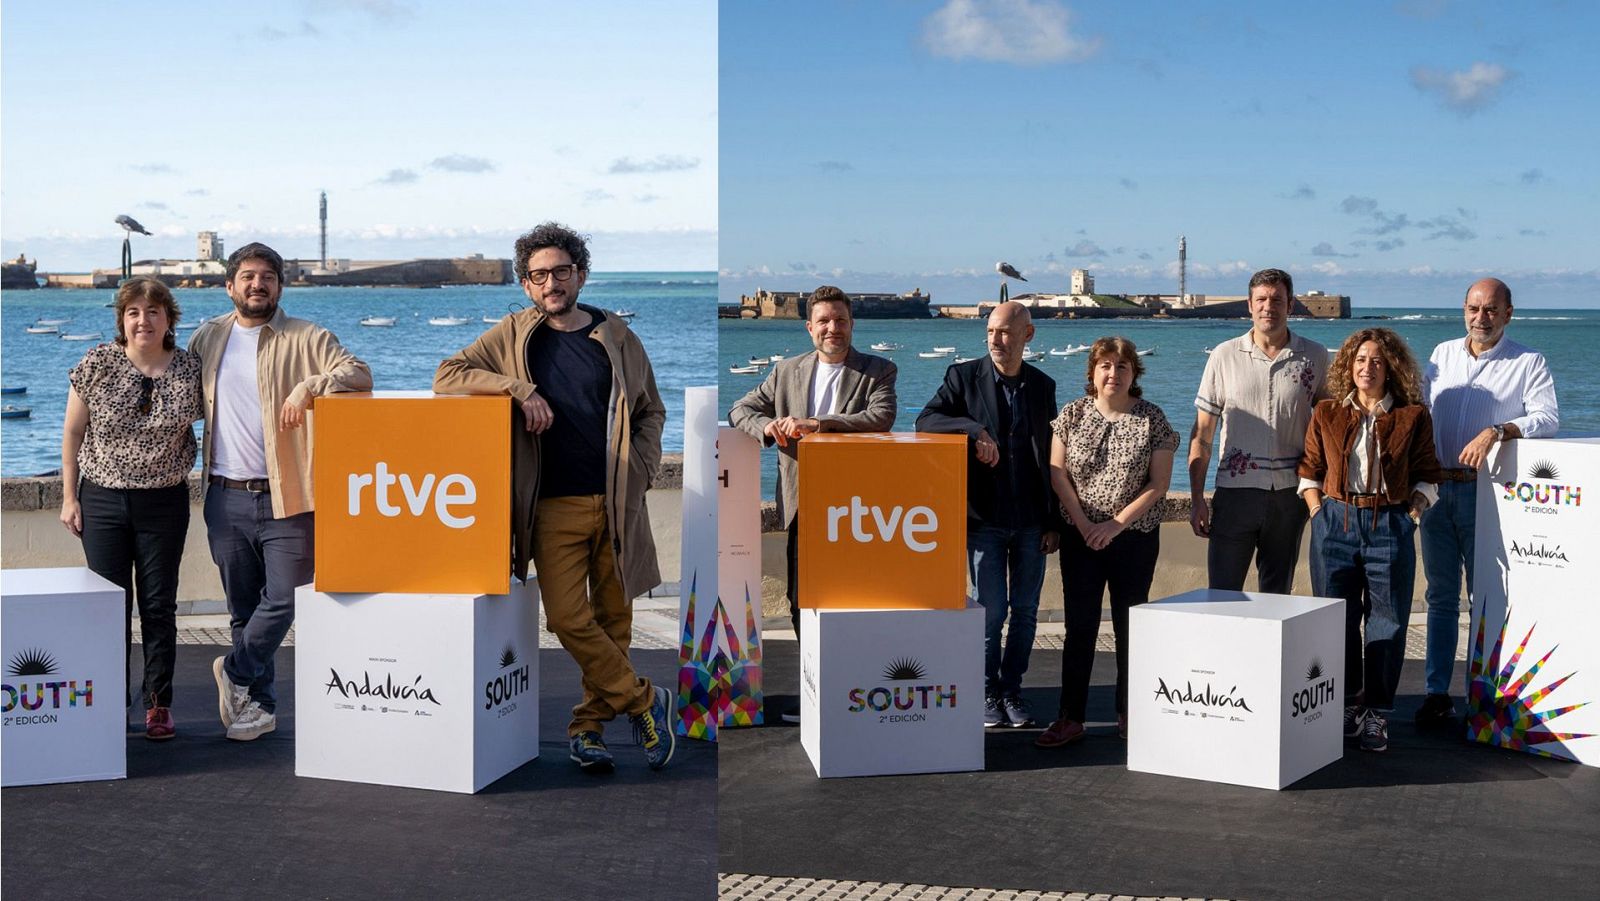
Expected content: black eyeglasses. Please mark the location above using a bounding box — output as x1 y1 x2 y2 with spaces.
524 264 578 285
137 376 155 415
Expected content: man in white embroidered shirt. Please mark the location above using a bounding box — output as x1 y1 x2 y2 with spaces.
1415 277 1558 730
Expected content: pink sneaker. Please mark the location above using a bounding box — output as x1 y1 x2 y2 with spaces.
145 706 176 741
1034 719 1085 749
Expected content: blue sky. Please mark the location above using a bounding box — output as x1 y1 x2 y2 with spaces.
2 1 717 272
720 1 1599 307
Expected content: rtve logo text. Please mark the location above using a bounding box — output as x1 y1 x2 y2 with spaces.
824 496 939 553
347 462 477 529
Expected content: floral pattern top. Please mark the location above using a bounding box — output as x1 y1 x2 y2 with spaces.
1194 331 1330 490
1051 396 1179 533
68 343 202 489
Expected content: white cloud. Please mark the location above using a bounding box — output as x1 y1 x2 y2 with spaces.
922 0 1101 66
1410 62 1513 115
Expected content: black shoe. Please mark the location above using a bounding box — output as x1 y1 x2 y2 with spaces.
1343 704 1366 740
780 704 800 725
1414 693 1458 731
1001 695 1036 728
1359 710 1389 753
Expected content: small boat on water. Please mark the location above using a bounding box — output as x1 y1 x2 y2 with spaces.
427 316 471 326
1 405 31 420
175 321 200 331
746 356 771 367
1 386 26 395
612 309 637 320
25 325 58 335
1022 350 1045 362
60 332 102 341
954 356 977 363
35 318 70 326
932 346 957 353
869 341 903 352
1137 346 1157 357
917 351 952 359
361 316 397 327
728 365 762 375
768 354 784 362
482 315 504 324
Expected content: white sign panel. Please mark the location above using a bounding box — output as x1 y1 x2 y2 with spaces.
1472 438 1600 765
295 581 540 793
2 567 127 786
800 605 983 778
1128 590 1343 790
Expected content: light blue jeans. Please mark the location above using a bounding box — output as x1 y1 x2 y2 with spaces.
968 523 1046 698
1419 480 1475 696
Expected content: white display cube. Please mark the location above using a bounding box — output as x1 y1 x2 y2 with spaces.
2 567 127 787
294 581 540 793
800 605 984 778
1128 589 1344 790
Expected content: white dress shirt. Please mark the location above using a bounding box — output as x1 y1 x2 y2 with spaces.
1423 335 1559 466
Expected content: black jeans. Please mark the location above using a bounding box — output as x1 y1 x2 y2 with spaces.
1207 486 1308 594
79 479 189 709
785 519 801 635
1056 525 1160 722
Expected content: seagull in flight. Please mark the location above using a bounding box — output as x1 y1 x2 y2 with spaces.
115 214 152 236
995 261 1027 282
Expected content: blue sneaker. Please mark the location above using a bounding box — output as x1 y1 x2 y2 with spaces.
631 686 676 771
569 731 615 774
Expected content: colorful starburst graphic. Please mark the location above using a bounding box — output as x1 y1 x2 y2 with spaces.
1466 605 1594 758
675 571 764 740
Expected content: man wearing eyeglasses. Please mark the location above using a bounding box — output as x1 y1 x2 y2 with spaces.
189 242 372 742
434 221 674 774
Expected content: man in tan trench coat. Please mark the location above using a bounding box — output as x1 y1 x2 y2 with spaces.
434 222 673 774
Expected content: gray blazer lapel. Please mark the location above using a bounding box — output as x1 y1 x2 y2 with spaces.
789 352 818 418
836 347 866 412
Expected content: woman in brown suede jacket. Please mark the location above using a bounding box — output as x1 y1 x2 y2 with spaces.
1297 327 1442 754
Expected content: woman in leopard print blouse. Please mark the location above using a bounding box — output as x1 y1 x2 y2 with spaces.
1036 336 1178 749
60 277 203 742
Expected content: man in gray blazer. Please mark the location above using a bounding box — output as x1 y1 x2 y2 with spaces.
728 285 898 722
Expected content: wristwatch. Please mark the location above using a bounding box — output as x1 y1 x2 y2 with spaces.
1490 424 1506 442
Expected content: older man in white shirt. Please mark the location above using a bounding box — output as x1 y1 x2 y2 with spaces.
1416 277 1559 730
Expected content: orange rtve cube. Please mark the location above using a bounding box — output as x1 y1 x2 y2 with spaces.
313 391 510 595
797 432 967 610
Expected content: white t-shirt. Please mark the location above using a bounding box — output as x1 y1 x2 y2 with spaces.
810 361 844 419
211 322 269 479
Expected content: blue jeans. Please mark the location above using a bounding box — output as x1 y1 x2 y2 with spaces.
1419 480 1475 696
204 485 314 713
1310 498 1416 712
968 523 1046 698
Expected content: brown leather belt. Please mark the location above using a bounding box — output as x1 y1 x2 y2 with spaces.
1439 469 1477 483
1342 493 1385 510
210 475 270 493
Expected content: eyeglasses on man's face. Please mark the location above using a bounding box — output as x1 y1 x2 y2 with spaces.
524 264 579 286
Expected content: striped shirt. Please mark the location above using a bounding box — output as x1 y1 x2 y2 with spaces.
1423 335 1558 466
1195 331 1330 490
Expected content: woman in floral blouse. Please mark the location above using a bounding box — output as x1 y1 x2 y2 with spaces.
1037 337 1178 748
60 276 203 741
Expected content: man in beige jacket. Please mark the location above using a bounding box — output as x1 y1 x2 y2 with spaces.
190 242 371 742
434 222 673 774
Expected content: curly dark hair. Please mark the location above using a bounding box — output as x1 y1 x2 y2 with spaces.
1082 336 1144 398
513 222 590 281
225 242 285 284
113 276 181 351
1326 327 1423 406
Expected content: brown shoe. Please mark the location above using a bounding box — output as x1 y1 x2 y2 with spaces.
145 706 176 741
1034 718 1086 748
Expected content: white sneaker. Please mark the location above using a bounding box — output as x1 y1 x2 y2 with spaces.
213 656 250 728
226 702 277 742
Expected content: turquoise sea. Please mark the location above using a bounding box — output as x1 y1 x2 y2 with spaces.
0 273 715 477
718 307 1600 498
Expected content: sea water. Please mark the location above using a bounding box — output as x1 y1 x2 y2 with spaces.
718 308 1600 497
0 273 715 476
